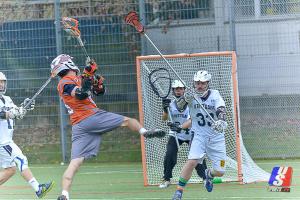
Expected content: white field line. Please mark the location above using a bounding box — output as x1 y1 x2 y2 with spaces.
12 198 300 200
29 165 141 169
78 169 142 175
256 161 300 165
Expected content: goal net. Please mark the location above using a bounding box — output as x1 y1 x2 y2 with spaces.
136 51 270 186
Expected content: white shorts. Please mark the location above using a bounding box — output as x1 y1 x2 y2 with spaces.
0 141 23 169
188 133 226 172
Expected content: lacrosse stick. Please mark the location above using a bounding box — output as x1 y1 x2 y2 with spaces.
61 17 90 61
23 73 55 110
125 11 215 123
148 68 180 149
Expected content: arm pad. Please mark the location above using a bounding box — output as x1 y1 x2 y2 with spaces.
75 76 93 100
75 88 91 100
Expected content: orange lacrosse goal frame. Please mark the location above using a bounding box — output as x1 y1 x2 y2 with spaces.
136 51 269 186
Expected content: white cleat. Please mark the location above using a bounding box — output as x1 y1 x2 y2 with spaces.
159 180 170 188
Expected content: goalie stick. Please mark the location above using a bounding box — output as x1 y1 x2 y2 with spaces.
125 11 215 123
148 68 180 148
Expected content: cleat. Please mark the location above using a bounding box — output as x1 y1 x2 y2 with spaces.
159 179 170 188
172 190 183 200
36 181 54 198
204 169 213 192
143 129 166 138
57 195 68 200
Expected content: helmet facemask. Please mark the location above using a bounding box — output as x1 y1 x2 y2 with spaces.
193 70 211 97
194 81 209 97
51 54 80 77
171 80 185 98
0 72 7 96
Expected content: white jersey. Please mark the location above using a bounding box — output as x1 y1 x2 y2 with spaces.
189 89 225 136
169 100 191 141
0 95 16 146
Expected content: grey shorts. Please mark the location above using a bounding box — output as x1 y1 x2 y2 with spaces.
71 109 124 160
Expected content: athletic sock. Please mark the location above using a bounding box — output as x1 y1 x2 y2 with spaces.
28 177 39 192
177 176 188 190
62 190 69 200
139 128 147 135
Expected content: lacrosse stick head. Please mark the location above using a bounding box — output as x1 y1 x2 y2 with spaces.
148 68 172 99
124 11 145 33
61 17 81 38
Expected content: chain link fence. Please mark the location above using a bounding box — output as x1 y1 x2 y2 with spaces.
0 0 299 163
141 0 300 159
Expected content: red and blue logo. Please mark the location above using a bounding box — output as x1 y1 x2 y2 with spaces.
268 166 292 192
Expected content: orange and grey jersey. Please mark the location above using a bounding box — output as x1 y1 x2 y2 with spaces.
57 75 98 125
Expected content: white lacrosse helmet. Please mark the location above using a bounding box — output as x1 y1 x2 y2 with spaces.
51 54 80 76
172 80 185 98
193 70 211 97
0 72 7 96
171 80 185 88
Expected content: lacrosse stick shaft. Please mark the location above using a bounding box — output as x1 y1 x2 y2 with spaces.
24 76 52 109
167 107 180 149
143 33 215 123
144 34 185 85
76 37 90 60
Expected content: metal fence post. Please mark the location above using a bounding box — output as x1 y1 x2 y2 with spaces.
139 0 146 55
55 0 69 164
229 0 236 51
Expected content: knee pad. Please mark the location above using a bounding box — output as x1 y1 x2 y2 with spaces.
14 155 28 172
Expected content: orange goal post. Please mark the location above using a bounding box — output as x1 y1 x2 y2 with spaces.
136 51 270 186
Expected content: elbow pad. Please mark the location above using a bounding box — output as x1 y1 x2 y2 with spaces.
216 106 226 121
75 88 91 100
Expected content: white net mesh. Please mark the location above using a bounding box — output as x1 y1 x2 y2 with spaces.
137 52 270 185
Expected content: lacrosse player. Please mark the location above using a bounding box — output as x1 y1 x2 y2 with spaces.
169 71 227 200
51 54 166 200
0 72 54 198
159 80 207 188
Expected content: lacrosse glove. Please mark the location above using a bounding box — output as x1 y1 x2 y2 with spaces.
21 98 35 111
83 58 98 77
184 89 194 103
162 98 171 113
92 74 106 96
7 107 26 120
212 120 228 134
167 122 182 133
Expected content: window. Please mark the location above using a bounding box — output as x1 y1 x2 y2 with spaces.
261 0 300 16
234 0 255 17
